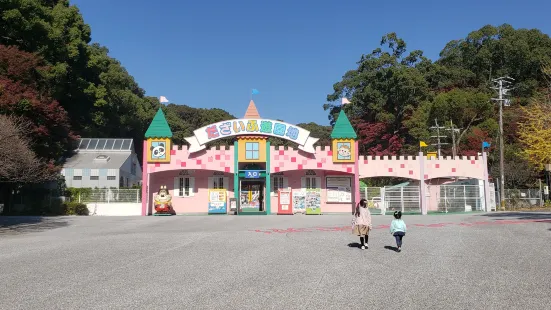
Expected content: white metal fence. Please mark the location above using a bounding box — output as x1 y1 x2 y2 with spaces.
437 185 483 213
360 186 421 214
73 189 141 203
384 186 421 213
503 189 542 208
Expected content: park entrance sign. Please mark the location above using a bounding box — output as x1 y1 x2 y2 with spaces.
185 118 319 153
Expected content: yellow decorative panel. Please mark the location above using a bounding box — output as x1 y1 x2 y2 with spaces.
238 138 266 163
147 138 171 163
332 139 355 163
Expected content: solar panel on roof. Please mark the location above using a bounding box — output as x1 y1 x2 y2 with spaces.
105 139 115 149
88 139 99 149
79 139 90 149
96 139 107 150
113 139 123 150
121 140 131 150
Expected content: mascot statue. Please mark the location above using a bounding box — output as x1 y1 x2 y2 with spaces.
154 185 175 215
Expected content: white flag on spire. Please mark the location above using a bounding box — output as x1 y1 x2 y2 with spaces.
341 97 351 105
159 96 169 103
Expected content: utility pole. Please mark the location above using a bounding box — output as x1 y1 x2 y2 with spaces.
491 76 515 210
445 120 461 159
430 118 448 158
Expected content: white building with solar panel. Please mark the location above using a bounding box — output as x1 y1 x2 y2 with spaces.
61 138 142 188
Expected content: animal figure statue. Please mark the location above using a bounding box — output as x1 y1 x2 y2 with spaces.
154 185 174 215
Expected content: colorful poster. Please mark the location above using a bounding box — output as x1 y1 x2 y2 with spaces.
240 186 260 211
305 190 321 215
326 177 352 203
184 119 318 153
208 189 227 214
292 190 306 214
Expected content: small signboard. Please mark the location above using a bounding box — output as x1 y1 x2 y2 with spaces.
305 189 321 215
208 189 227 214
292 190 306 214
277 189 293 215
229 198 237 212
244 170 262 179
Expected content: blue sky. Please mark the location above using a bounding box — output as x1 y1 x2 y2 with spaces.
71 0 551 125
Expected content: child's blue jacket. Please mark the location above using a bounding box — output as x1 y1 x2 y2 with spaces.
390 219 407 234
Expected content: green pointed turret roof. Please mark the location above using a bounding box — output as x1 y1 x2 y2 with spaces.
145 108 173 138
331 110 357 139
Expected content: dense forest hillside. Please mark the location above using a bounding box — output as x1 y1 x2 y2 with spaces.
1 1 551 190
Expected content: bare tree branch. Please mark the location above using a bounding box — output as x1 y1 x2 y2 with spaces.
0 114 57 183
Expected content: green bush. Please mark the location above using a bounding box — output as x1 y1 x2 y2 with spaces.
65 187 92 202
62 202 89 216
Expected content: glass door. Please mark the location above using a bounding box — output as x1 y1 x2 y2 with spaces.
239 180 265 213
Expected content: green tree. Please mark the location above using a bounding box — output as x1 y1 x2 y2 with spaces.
325 33 431 155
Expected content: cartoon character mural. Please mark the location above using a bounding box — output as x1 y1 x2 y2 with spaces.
154 185 175 215
150 141 166 159
147 138 171 163
337 142 352 160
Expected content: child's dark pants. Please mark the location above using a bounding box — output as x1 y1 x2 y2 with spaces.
393 232 405 247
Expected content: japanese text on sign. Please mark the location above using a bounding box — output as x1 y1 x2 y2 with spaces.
185 118 318 154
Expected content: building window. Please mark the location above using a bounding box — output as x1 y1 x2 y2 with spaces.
119 176 124 187
131 162 137 175
175 177 195 197
90 176 99 181
73 176 82 181
304 177 319 189
213 177 224 189
107 176 116 181
245 142 259 160
273 176 284 192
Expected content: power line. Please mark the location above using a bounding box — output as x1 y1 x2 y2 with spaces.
491 76 515 210
429 118 448 158
445 120 461 159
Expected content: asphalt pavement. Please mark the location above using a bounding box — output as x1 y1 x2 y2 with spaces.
1 212 550 310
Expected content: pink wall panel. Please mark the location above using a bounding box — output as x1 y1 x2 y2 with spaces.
358 155 485 181
269 170 353 214
149 170 234 214
270 146 355 174
147 145 235 175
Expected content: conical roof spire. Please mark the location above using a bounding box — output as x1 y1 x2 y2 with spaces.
331 110 357 139
145 108 173 138
244 100 260 119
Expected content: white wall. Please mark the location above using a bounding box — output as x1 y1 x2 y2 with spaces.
86 203 142 216
120 154 142 187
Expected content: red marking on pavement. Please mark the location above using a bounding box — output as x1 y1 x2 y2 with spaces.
251 219 551 234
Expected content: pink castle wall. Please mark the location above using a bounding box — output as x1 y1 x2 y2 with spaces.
269 170 354 214
358 155 485 181
270 146 355 174
148 170 235 214
142 142 488 215
146 145 235 174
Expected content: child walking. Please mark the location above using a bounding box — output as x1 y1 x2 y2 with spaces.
353 199 372 250
390 211 407 252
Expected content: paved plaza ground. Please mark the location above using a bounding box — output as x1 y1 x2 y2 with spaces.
1 212 551 310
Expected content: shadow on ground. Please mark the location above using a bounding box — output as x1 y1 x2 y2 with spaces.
347 242 362 248
478 212 551 220
0 216 68 235
384 245 399 252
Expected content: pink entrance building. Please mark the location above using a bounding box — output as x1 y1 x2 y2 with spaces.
141 101 491 216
